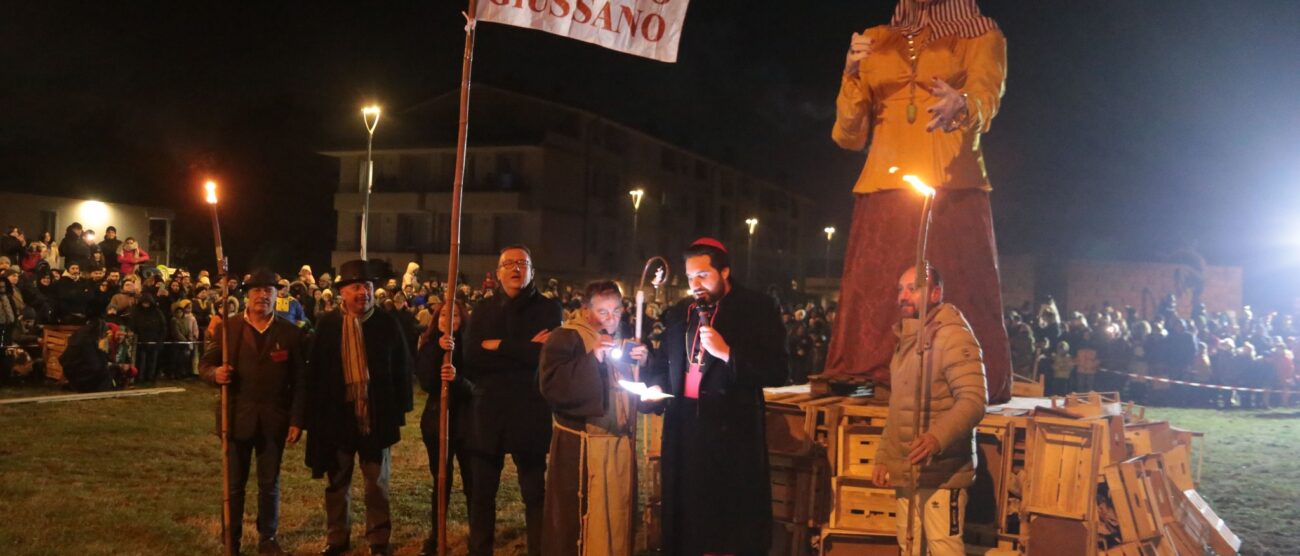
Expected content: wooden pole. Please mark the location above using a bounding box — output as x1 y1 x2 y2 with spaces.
905 193 934 556
438 2 477 554
209 200 234 556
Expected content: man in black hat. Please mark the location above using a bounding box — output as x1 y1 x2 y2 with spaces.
305 260 413 556
200 268 308 556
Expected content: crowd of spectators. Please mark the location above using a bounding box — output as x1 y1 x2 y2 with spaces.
3 220 1293 408
1006 294 1297 408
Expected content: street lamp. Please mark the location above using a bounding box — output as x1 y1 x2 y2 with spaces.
360 104 382 260
745 217 759 283
823 226 836 280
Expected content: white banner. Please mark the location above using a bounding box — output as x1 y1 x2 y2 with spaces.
476 0 690 63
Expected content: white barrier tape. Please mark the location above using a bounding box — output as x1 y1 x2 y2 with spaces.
1098 368 1293 395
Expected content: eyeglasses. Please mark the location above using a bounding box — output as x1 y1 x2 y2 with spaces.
498 260 532 270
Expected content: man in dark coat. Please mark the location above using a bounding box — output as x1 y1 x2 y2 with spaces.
642 238 789 556
58 222 91 270
199 269 307 556
305 260 413 556
98 226 122 274
463 245 563 556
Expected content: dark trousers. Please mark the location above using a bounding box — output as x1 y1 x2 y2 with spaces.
324 447 392 547
422 435 474 541
468 451 547 556
227 428 286 544
137 345 161 382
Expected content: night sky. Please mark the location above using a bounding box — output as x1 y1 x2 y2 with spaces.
3 1 1299 307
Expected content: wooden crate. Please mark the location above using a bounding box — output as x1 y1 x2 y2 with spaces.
831 403 889 472
998 416 1031 543
1024 515 1097 556
1012 374 1046 397
1124 421 1175 458
1087 414 1128 467
765 394 848 458
643 414 663 457
1103 456 1164 543
41 325 79 382
829 478 896 534
1024 417 1105 521
771 520 813 556
770 454 831 525
1159 444 1195 492
836 423 883 478
817 528 897 556
1136 456 1178 527
1172 488 1241 556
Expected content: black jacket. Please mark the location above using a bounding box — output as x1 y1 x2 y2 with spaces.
415 329 474 443
305 309 414 475
200 314 308 442
642 282 789 554
463 285 563 455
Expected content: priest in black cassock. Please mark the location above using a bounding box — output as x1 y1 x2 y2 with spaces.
642 238 789 556
539 280 647 556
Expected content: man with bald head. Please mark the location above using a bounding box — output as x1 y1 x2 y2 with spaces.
463 244 563 556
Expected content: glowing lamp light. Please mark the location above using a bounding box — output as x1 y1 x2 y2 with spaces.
902 175 935 197
824 226 836 241
610 346 624 360
204 180 218 205
362 105 382 134
78 200 109 228
629 188 645 211
888 166 900 174
745 217 759 236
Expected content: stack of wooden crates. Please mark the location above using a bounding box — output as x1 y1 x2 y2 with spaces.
760 389 1241 556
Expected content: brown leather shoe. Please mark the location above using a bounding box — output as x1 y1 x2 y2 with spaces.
319 543 350 556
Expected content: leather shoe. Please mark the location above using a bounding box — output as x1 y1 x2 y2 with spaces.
319 543 350 556
258 537 288 556
418 537 437 556
370 544 391 556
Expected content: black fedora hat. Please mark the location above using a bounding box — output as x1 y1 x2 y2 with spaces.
335 259 378 288
242 268 279 289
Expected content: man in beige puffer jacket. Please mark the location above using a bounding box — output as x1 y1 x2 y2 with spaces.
873 265 988 556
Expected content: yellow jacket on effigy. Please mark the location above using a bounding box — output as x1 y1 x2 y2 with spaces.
833 25 1007 193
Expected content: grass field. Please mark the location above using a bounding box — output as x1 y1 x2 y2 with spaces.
1 382 1297 555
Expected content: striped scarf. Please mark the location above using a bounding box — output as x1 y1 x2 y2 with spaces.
341 308 374 435
891 0 999 40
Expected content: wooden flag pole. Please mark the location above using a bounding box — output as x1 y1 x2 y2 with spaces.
438 2 478 555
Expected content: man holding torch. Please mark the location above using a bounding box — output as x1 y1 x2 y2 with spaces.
872 265 987 556
200 268 308 556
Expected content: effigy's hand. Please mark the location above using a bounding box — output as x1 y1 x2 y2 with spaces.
925 77 967 132
844 32 874 77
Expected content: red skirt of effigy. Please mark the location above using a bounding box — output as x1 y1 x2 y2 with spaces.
824 188 1012 403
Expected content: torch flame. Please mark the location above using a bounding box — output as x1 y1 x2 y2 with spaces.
204 180 218 205
901 175 935 197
